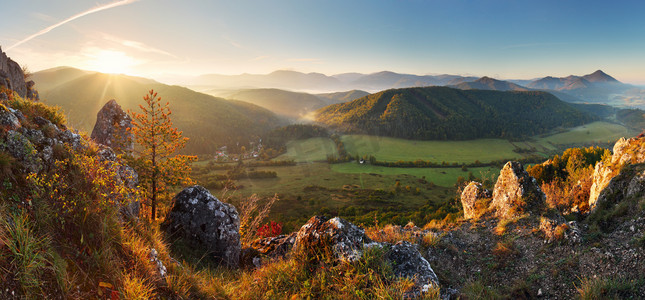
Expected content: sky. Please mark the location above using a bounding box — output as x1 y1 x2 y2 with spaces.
1 0 644 84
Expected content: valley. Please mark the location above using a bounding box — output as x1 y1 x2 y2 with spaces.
3 1 645 297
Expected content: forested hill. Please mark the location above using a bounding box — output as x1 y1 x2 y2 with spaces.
315 86 598 140
33 67 286 154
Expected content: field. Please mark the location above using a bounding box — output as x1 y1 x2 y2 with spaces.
277 137 338 162
331 163 500 187
195 162 455 230
193 120 636 230
532 121 633 146
340 135 521 163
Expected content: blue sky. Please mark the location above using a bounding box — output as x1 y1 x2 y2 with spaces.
1 0 644 84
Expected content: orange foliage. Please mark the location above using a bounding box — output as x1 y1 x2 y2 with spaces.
128 90 196 220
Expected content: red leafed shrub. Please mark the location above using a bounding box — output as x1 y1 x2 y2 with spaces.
257 221 283 238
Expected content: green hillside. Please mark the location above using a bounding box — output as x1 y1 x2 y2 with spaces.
35 68 286 154
315 86 598 140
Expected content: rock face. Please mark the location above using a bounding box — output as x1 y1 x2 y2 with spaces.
593 163 645 213
0 47 37 99
293 216 374 261
162 186 241 268
387 241 440 298
491 161 546 219
460 181 491 219
91 99 133 152
589 137 645 211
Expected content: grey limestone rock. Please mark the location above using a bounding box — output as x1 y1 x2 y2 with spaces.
491 161 546 219
293 216 374 262
91 99 133 152
460 181 491 219
163 185 241 268
387 241 440 298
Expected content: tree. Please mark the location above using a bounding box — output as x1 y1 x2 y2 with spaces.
129 90 196 220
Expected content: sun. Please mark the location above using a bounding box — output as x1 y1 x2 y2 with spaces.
84 49 138 74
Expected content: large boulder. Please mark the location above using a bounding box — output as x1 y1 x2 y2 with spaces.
293 216 374 261
460 181 491 219
387 241 440 298
491 161 546 219
91 99 133 152
589 137 645 211
162 186 241 268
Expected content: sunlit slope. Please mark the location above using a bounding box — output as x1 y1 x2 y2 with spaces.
35 69 285 153
316 86 598 140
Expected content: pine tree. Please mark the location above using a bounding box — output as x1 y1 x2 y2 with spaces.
128 90 196 220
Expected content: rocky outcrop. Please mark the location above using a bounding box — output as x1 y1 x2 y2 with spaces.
592 163 645 213
387 241 440 298
242 233 297 269
0 104 21 130
589 137 645 211
91 99 133 152
0 47 37 99
491 161 546 219
460 181 491 219
293 216 441 298
162 186 241 268
251 233 296 258
293 216 375 262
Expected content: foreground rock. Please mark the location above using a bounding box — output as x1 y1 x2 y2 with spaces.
388 241 440 298
293 216 441 298
91 99 133 152
491 161 546 219
293 216 374 261
460 181 491 219
589 137 645 211
162 186 241 268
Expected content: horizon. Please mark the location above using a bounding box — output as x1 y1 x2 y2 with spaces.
1 0 645 85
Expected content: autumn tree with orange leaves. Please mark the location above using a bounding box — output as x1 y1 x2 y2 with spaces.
129 90 196 220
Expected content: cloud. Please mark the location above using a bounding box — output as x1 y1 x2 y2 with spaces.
222 35 244 49
8 0 141 51
101 34 177 58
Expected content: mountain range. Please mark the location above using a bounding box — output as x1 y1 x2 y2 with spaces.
186 69 644 109
189 70 479 93
32 67 285 154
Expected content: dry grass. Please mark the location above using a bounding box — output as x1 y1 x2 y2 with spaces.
120 273 157 300
365 224 416 244
421 232 442 248
233 192 279 246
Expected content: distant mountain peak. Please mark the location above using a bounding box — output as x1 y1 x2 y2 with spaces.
583 70 619 83
476 76 496 82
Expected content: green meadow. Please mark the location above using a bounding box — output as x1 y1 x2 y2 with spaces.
330 163 500 187
277 137 338 162
341 135 520 163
